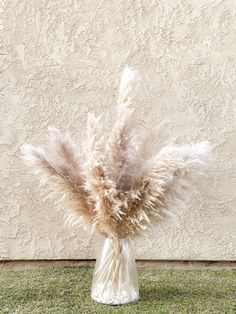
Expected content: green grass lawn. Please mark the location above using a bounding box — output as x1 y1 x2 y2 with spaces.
0 267 235 313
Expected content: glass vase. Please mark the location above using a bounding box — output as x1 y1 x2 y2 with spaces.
91 237 139 305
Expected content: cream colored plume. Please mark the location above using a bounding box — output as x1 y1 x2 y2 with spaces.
106 67 140 191
21 67 211 239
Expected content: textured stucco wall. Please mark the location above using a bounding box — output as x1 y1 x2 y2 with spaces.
1 0 236 260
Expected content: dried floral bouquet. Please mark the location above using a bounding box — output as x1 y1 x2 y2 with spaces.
21 68 210 305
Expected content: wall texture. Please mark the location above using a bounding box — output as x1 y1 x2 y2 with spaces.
1 0 236 260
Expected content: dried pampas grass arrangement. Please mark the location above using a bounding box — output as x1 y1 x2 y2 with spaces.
21 67 211 305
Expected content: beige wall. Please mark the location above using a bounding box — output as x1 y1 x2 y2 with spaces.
1 0 236 260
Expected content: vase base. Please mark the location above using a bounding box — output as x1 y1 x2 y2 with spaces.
91 293 139 305
91 284 139 305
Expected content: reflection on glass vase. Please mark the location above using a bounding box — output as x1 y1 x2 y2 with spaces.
91 237 139 305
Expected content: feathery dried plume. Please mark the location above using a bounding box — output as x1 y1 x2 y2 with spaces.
21 131 94 229
84 112 122 237
106 67 140 191
117 66 140 106
136 120 171 176
21 67 211 239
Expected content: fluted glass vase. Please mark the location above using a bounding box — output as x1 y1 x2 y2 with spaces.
91 237 139 305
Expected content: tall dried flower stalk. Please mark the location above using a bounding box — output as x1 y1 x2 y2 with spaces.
21 67 210 240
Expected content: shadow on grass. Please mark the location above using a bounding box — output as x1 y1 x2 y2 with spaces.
140 285 217 303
